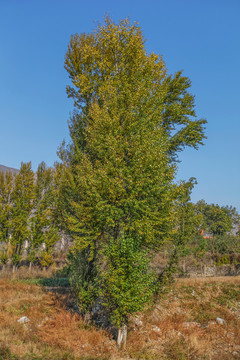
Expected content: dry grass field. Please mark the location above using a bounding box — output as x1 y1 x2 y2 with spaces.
0 271 239 359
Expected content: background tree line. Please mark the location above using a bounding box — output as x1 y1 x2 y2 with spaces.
0 161 59 270
1 165 238 267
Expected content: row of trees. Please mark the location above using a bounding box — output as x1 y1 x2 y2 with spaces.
1 164 238 266
194 200 239 236
0 162 59 269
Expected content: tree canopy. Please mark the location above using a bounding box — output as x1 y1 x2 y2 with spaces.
57 16 207 343
195 200 239 236
63 17 206 164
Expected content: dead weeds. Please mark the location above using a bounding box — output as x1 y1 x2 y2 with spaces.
0 275 239 359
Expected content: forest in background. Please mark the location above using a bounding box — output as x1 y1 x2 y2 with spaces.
0 161 239 272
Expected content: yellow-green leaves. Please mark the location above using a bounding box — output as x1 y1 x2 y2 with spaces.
62 16 206 326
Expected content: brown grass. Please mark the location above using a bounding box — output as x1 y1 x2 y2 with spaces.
126 276 240 359
0 274 239 359
0 277 115 359
38 310 115 358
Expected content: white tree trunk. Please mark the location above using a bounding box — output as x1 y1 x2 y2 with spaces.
117 325 127 348
182 259 186 274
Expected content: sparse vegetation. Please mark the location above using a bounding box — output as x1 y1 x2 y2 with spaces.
0 274 239 359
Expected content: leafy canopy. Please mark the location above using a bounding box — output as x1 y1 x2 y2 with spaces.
64 17 206 162
59 17 207 327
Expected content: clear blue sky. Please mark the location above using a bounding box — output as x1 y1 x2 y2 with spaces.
0 0 239 209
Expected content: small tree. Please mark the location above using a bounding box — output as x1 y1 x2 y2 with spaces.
39 226 60 268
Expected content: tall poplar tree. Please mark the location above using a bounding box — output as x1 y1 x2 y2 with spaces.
0 171 14 243
11 162 35 269
60 17 206 344
29 162 59 269
0 171 14 266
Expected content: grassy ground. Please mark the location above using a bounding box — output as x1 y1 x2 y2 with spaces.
0 270 239 359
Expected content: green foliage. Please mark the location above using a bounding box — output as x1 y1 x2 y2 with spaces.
177 200 240 260
207 234 240 255
29 162 59 264
60 16 206 328
0 245 8 265
53 162 78 233
191 235 208 258
101 235 156 327
44 226 60 251
39 250 54 268
64 17 206 164
195 200 239 236
0 161 60 269
11 252 22 267
0 171 14 243
158 179 201 281
67 248 98 313
10 162 35 266
173 178 200 251
40 277 70 287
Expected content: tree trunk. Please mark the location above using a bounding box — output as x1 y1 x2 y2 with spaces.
83 312 90 324
29 262 32 272
117 325 127 349
182 259 186 274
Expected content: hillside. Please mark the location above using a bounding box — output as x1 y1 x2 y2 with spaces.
0 164 19 174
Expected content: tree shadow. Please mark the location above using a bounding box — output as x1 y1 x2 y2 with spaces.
39 276 78 312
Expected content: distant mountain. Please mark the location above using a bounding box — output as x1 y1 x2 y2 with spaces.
0 164 19 174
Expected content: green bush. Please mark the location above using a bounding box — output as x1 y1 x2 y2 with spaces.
207 234 240 255
67 248 99 314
